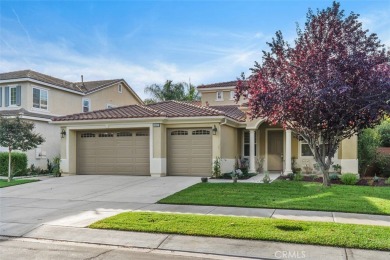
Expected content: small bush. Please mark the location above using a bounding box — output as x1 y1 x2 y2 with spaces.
263 171 271 184
28 164 46 175
329 173 340 180
385 177 390 185
377 119 390 147
52 155 62 177
286 173 294 180
0 152 28 177
340 173 358 185
293 172 303 181
212 157 222 178
375 154 390 177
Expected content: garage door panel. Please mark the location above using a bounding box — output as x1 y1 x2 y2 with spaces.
77 130 150 176
168 128 211 177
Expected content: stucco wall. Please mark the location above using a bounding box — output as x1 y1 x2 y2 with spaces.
1 81 141 116
200 90 246 106
221 125 238 158
25 82 81 115
341 135 358 159
86 84 140 111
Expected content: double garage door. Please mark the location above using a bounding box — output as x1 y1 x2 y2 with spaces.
168 128 212 176
76 128 212 176
77 129 149 175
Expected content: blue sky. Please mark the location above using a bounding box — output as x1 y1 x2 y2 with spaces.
1 0 389 99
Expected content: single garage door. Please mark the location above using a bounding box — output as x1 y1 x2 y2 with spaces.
77 129 150 175
168 128 212 176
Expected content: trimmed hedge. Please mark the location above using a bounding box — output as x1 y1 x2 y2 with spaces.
0 152 28 177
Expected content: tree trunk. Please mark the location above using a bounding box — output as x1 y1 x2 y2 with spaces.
322 170 331 187
8 148 12 182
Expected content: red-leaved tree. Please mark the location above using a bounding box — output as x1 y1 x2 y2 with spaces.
236 2 390 186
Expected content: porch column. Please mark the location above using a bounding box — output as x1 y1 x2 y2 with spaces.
249 130 256 173
284 129 293 174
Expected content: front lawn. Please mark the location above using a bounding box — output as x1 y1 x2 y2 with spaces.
0 179 38 188
159 181 390 215
90 211 390 251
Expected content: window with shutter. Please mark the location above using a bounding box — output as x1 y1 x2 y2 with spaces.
9 87 17 106
5 87 9 107
16 85 21 106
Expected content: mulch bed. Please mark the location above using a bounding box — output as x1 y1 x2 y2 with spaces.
278 175 389 186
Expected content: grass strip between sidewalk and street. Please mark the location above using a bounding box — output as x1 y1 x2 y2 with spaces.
158 182 390 215
0 179 38 188
89 211 390 251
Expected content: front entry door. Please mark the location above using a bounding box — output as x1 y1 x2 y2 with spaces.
267 130 284 171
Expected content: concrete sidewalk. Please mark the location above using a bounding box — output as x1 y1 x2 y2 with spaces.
138 203 390 227
8 224 389 260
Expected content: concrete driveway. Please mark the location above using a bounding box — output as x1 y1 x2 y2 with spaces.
0 175 199 237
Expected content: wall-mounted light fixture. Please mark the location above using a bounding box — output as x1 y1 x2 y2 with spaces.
61 129 66 138
212 125 218 135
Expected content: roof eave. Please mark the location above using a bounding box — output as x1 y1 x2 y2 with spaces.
0 78 83 95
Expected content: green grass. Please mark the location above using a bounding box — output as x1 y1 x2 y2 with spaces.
90 211 390 251
0 179 38 188
159 181 390 215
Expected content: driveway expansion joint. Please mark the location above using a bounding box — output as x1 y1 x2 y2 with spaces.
156 234 171 249
270 209 276 218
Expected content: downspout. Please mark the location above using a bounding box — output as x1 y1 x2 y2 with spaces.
220 118 227 126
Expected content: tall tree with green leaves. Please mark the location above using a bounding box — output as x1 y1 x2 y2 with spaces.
144 80 200 104
0 116 44 182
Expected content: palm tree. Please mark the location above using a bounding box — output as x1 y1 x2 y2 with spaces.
144 80 199 104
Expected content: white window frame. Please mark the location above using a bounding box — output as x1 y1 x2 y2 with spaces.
216 91 223 101
9 86 17 106
32 87 49 111
242 130 257 158
299 141 314 157
118 84 122 93
229 91 235 100
82 98 91 112
299 141 336 158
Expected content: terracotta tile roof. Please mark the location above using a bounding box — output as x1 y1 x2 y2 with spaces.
181 100 202 106
198 80 238 89
0 108 53 119
210 105 246 122
0 70 123 94
53 100 248 122
147 101 223 118
52 104 163 121
52 100 248 122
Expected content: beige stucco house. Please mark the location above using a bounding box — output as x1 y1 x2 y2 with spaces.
0 70 143 169
53 80 358 176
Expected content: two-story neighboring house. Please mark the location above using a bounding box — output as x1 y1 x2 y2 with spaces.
0 70 143 169
53 80 358 177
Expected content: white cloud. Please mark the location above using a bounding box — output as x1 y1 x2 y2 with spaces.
359 10 390 47
0 25 261 99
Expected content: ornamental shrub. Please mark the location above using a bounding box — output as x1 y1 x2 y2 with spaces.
0 152 28 177
293 172 304 181
340 173 358 185
377 119 390 147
